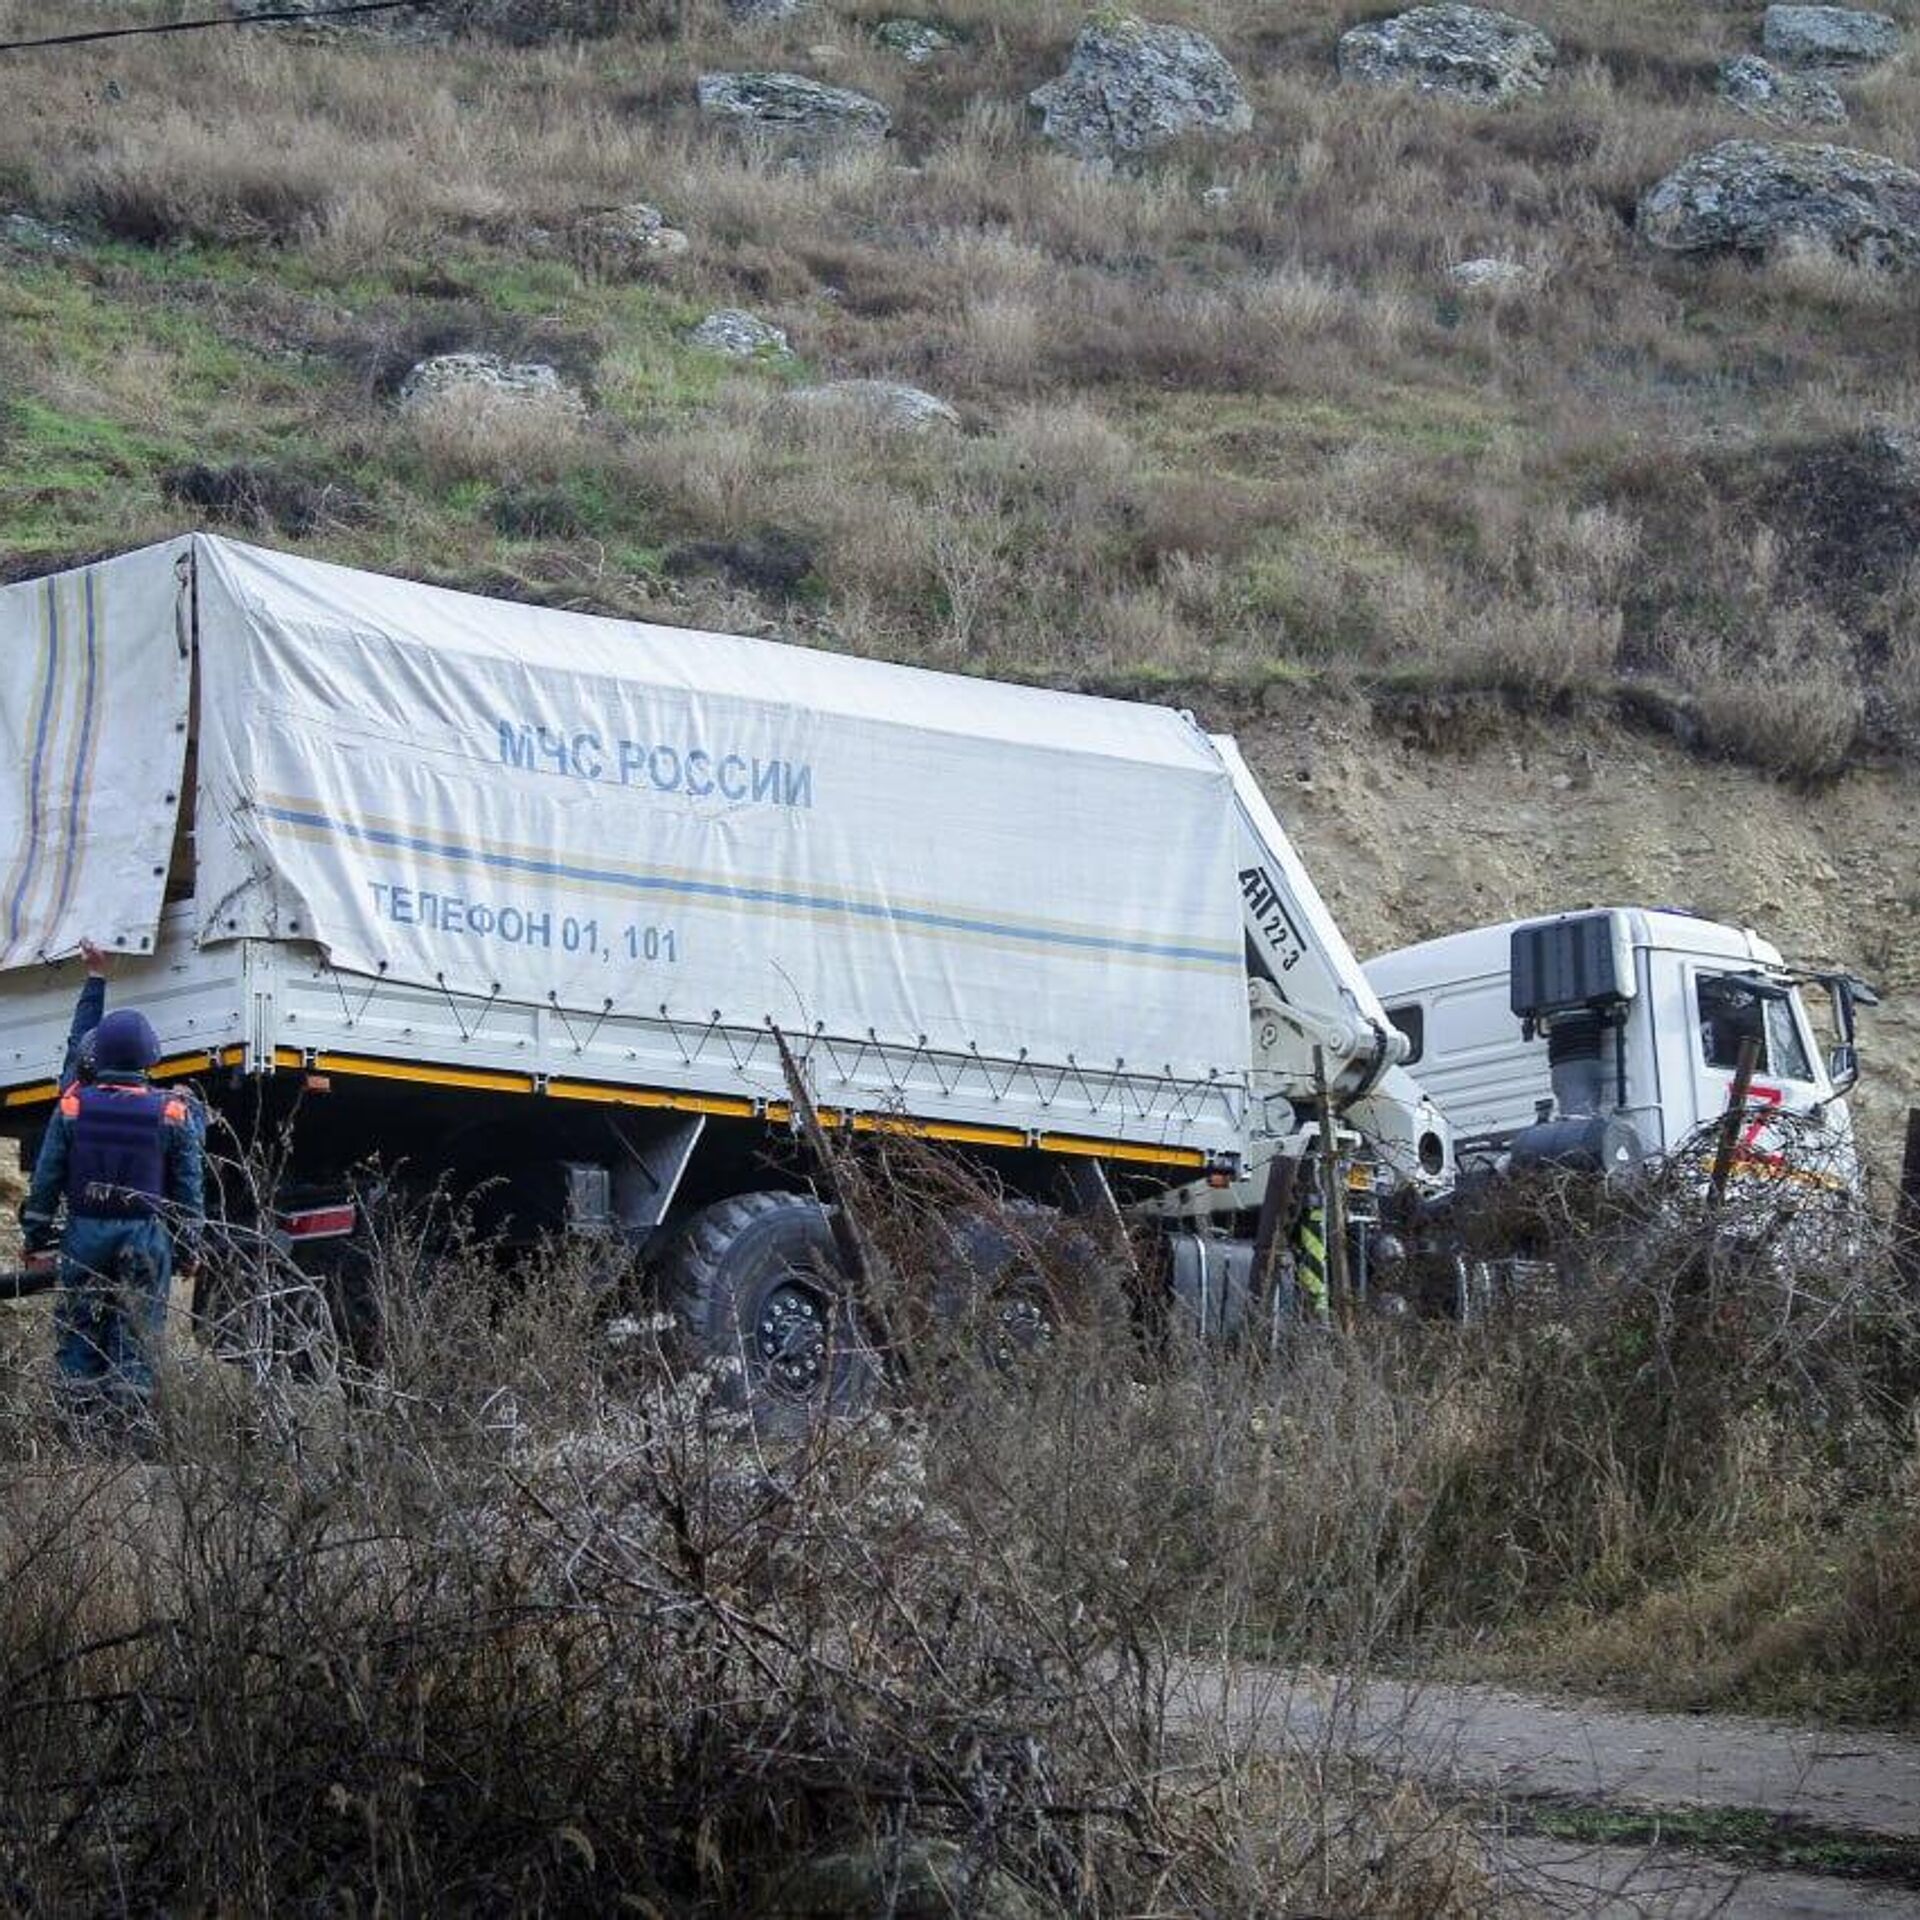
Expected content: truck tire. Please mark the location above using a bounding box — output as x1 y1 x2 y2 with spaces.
662 1192 874 1424
932 1205 1112 1365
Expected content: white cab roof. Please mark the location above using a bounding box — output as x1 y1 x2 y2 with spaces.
1366 908 1787 1000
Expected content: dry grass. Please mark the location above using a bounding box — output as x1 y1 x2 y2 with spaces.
4 1125 1915 1909
0 1194 1509 1917
3 0 1920 771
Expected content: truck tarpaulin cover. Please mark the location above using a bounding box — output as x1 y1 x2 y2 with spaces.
173 536 1251 1081
0 541 192 970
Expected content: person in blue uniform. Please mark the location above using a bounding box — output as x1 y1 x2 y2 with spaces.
21 1006 205 1428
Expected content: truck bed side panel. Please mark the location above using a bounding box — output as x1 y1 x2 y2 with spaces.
0 541 192 972
189 537 1252 1119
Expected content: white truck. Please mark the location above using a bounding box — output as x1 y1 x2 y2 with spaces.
0 536 1448 1401
1364 907 1870 1193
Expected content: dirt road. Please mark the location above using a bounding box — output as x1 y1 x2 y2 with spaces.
1168 1662 1920 1915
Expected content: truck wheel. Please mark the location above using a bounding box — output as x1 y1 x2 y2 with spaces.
662 1192 874 1423
933 1206 1110 1366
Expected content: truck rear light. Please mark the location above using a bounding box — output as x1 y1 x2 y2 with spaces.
279 1202 356 1241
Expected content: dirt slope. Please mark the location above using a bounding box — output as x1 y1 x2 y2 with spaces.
1232 700 1920 1184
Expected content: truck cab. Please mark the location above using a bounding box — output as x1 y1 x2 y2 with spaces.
1364 908 1865 1193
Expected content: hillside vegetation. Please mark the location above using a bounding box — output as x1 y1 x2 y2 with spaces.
2 0 1919 781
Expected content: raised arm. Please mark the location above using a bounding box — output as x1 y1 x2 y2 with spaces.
58 942 110 1088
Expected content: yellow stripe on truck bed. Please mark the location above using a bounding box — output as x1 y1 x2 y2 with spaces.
546 1079 757 1120
0 1049 1217 1171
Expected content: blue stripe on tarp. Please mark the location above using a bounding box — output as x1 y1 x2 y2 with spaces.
49 570 100 934
7 580 61 948
255 801 1242 968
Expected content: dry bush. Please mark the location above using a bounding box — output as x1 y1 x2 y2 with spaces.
0 1150 1501 1917
1666 604 1866 786
5 1101 1918 1916
400 388 595 486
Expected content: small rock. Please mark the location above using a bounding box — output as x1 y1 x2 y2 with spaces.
1028 15 1253 161
784 379 959 433
696 71 892 153
569 203 690 275
1448 254 1535 288
727 0 808 19
1337 4 1556 103
1716 53 1848 124
1 212 79 253
397 352 586 416
1763 4 1899 63
1638 139 1920 266
874 17 956 62
1200 182 1236 206
688 308 791 357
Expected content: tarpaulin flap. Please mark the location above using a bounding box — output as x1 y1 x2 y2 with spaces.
191 536 1252 1081
0 540 193 972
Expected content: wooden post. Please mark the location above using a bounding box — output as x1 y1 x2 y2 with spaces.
771 1027 891 1365
1708 1034 1763 1209
1896 1107 1920 1292
1251 1149 1302 1334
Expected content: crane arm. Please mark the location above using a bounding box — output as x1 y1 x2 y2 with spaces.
1210 734 1407 1105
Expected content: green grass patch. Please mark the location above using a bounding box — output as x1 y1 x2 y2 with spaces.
1511 1797 1920 1886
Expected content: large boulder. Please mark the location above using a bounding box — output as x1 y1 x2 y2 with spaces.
696 71 892 153
1 211 80 253
1337 4 1555 102
397 353 586 417
1027 16 1252 161
688 309 791 357
1638 139 1920 266
1762 4 1899 63
783 379 960 433
1716 54 1848 123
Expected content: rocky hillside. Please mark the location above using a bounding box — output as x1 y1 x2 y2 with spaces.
1 0 1916 1157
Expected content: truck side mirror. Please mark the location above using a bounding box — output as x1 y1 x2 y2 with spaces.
1827 1042 1858 1094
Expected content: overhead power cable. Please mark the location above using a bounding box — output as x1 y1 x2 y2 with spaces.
0 0 445 54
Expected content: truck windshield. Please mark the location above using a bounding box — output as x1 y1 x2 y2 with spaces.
1696 974 1813 1081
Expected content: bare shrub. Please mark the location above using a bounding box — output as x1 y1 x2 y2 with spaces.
402 388 593 486
1669 605 1866 785
63 118 345 247
6 1093 1918 1916
0 1162 1502 1916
